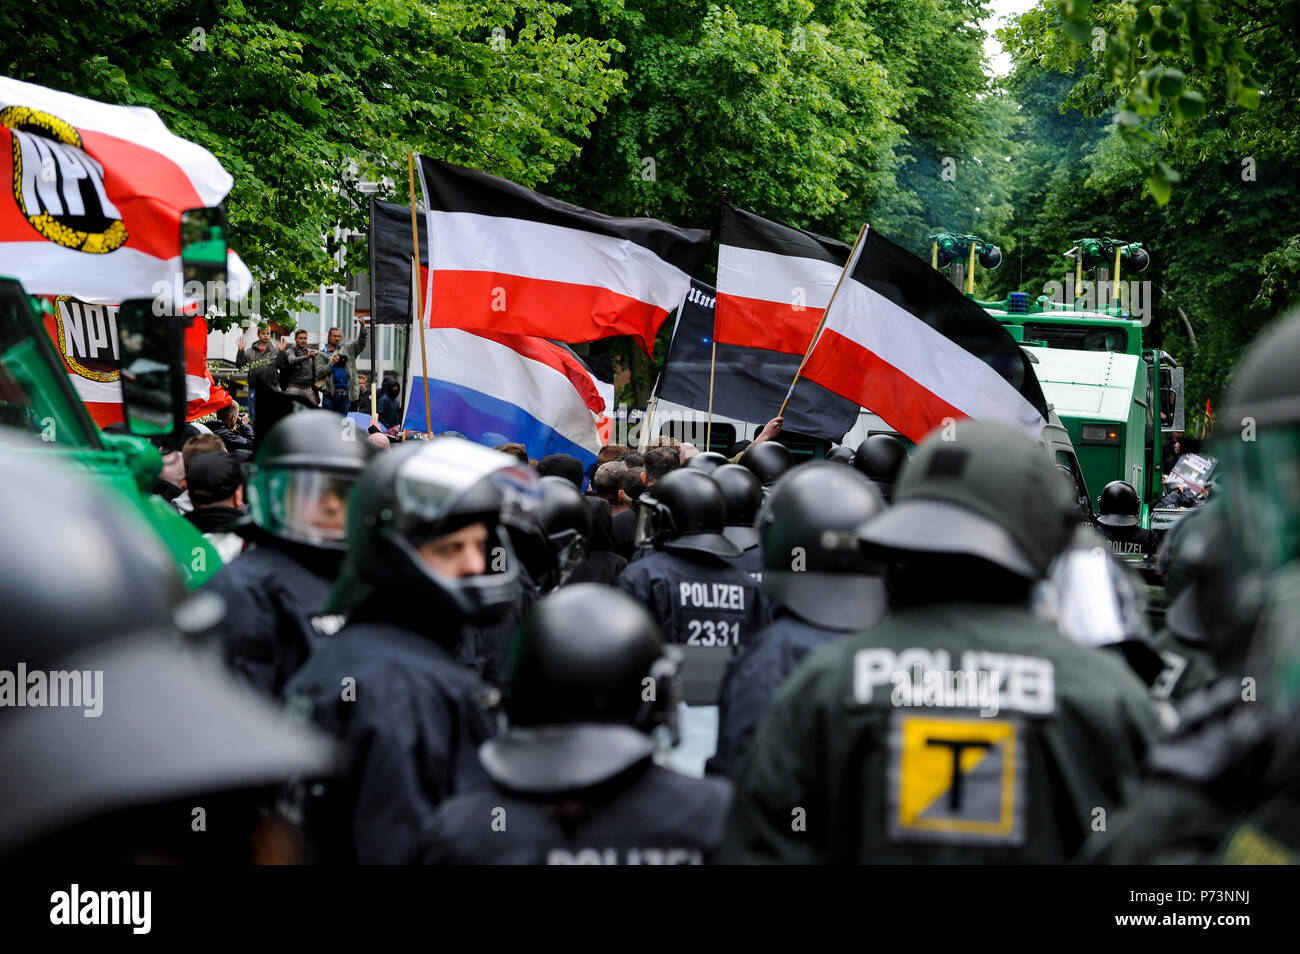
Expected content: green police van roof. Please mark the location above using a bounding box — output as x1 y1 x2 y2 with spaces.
1028 348 1141 424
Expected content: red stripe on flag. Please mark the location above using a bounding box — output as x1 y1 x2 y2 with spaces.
430 270 669 354
801 328 966 443
714 292 826 355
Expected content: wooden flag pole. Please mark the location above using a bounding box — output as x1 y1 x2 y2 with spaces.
705 337 717 450
408 152 432 437
777 223 869 419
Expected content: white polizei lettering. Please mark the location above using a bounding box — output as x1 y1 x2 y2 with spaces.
678 581 745 610
854 648 897 701
858 647 1056 714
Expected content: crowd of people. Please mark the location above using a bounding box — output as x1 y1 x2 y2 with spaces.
3 306 1299 865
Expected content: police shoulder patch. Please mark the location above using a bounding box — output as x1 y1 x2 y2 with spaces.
887 712 1026 846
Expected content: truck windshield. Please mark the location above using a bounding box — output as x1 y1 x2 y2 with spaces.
0 279 100 448
1024 323 1128 353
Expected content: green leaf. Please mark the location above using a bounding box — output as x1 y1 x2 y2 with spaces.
1146 172 1173 205
1155 68 1185 97
1063 18 1094 44
1174 89 1205 118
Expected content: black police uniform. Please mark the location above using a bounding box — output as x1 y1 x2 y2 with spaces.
420 761 732 864
203 539 342 696
283 601 496 864
616 550 769 649
420 583 732 864
1096 522 1162 557
457 572 541 689
282 438 535 864
708 612 841 779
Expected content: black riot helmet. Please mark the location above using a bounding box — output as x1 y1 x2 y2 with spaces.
853 434 907 499
0 447 188 670
327 438 540 629
760 463 888 631
685 451 730 474
741 440 794 487
1097 480 1140 527
484 584 682 794
538 475 592 587
0 449 336 860
245 409 375 551
635 468 741 559
711 463 763 551
825 444 856 465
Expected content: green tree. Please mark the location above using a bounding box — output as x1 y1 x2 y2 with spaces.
0 0 624 327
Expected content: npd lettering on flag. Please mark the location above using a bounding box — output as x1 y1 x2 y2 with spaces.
0 75 249 304
416 158 710 353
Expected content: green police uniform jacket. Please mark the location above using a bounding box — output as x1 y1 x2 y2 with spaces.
719 601 1161 863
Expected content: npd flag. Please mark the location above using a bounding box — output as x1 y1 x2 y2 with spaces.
0 75 248 303
417 158 710 353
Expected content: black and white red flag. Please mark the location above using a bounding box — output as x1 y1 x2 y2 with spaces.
416 158 710 353
801 228 1049 442
715 203 849 355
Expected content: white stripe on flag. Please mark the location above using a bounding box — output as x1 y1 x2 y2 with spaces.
0 76 232 204
717 245 843 308
419 326 601 454
824 274 1045 435
3 242 253 303
428 210 691 313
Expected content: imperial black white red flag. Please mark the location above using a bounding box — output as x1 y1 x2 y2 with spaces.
416 157 710 352
715 203 850 355
801 228 1049 442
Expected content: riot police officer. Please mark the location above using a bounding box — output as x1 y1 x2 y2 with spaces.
711 463 763 577
709 463 887 779
419 584 732 864
0 451 336 863
536 474 593 589
721 420 1160 863
202 410 375 696
685 451 731 475
283 438 538 863
1088 308 1300 863
739 440 794 491
853 433 908 502
825 443 856 465
615 468 770 650
1095 480 1161 557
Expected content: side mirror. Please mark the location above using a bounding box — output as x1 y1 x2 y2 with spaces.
1161 366 1185 432
180 206 228 312
116 299 186 436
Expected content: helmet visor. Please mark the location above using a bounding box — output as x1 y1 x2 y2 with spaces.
634 497 674 549
252 468 358 549
1036 544 1145 646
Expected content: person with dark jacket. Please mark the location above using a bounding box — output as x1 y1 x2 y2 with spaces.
283 439 539 864
235 323 284 422
209 401 254 454
377 377 403 430
567 496 628 585
183 450 248 564
420 585 732 864
708 463 888 779
611 466 646 560
278 329 321 401
201 411 375 697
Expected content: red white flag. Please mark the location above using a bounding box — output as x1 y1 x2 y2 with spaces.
801 227 1050 442
417 158 710 353
715 203 850 355
0 75 250 303
41 295 231 428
